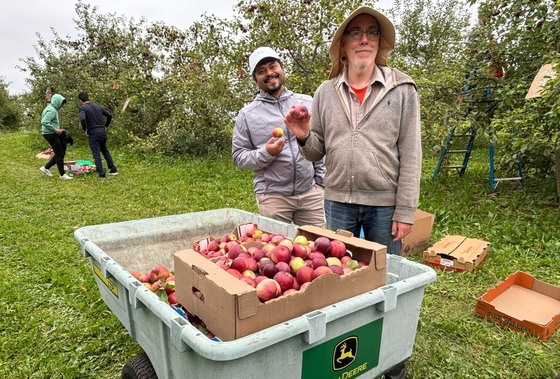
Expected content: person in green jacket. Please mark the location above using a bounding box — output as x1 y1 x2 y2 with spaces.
39 93 73 180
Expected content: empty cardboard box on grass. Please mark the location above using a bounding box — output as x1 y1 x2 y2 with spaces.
423 235 490 272
174 225 387 341
400 209 435 257
475 271 560 341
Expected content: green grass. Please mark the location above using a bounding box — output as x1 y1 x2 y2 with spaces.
1 131 559 379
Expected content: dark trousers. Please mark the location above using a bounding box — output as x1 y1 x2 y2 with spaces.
43 133 67 176
87 128 116 176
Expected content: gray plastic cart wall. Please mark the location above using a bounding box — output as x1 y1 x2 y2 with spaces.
74 208 436 379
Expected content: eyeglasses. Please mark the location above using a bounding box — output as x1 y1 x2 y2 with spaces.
345 29 381 41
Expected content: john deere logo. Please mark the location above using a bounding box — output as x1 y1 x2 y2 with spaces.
333 336 358 370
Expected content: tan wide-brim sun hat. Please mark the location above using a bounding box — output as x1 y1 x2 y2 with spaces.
328 6 396 79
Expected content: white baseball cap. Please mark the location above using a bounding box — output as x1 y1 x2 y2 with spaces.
249 47 282 76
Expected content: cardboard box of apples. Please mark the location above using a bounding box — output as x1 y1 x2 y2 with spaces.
174 223 387 341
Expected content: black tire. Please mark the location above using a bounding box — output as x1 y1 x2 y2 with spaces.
121 352 158 379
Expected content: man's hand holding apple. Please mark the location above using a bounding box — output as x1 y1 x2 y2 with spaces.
284 104 311 141
265 136 285 156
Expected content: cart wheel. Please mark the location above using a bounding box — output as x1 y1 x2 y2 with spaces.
121 352 158 379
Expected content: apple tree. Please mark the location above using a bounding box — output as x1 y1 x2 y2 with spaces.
460 0 559 190
0 78 22 131
20 2 168 145
385 0 473 150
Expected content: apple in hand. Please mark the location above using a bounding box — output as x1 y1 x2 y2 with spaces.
290 104 309 120
272 128 284 137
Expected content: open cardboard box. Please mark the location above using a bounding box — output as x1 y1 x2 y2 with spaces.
400 209 435 257
175 225 387 341
475 271 560 341
423 235 490 272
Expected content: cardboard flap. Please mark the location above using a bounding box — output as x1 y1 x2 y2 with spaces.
192 264 208 276
237 291 260 319
451 239 490 261
335 229 354 238
297 225 387 270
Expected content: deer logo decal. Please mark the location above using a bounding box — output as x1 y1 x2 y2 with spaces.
333 336 358 370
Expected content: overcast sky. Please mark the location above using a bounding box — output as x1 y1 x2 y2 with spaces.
1 1 398 96
0 0 240 95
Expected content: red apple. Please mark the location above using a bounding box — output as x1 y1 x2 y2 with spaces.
311 256 328 268
207 240 219 252
151 265 171 281
273 271 295 292
130 270 143 280
330 239 347 259
290 104 309 119
227 243 245 259
278 239 294 251
241 270 257 279
312 266 333 280
261 243 276 254
256 278 281 302
270 234 286 244
314 237 331 255
259 233 271 243
308 251 326 261
282 289 299 296
296 265 314 284
164 280 175 294
270 245 291 263
167 292 178 305
226 268 243 279
259 260 277 278
251 249 266 262
292 243 310 259
246 257 258 272
329 265 344 276
244 224 257 237
275 261 290 273
230 256 248 272
341 255 353 265
254 275 268 285
240 277 256 288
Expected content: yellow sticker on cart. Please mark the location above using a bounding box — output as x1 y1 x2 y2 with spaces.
93 263 119 297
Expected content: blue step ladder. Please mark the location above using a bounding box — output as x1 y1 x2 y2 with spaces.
488 130 524 191
433 124 525 192
433 124 477 178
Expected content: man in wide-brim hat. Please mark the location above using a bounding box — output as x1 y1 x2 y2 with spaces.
285 7 421 377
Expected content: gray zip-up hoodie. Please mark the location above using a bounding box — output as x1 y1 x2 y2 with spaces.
299 66 421 224
232 88 326 196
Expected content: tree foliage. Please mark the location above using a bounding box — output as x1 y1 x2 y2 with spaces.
15 0 560 193
0 78 22 131
461 0 560 184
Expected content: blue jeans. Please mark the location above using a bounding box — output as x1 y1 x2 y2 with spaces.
88 128 116 176
324 200 401 255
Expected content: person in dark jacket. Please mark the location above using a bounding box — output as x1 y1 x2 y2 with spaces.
232 47 326 227
39 93 73 180
78 92 117 178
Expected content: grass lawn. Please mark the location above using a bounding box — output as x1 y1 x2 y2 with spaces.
1 130 559 378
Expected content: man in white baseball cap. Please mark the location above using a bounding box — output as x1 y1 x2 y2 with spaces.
232 47 326 227
285 8 421 376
